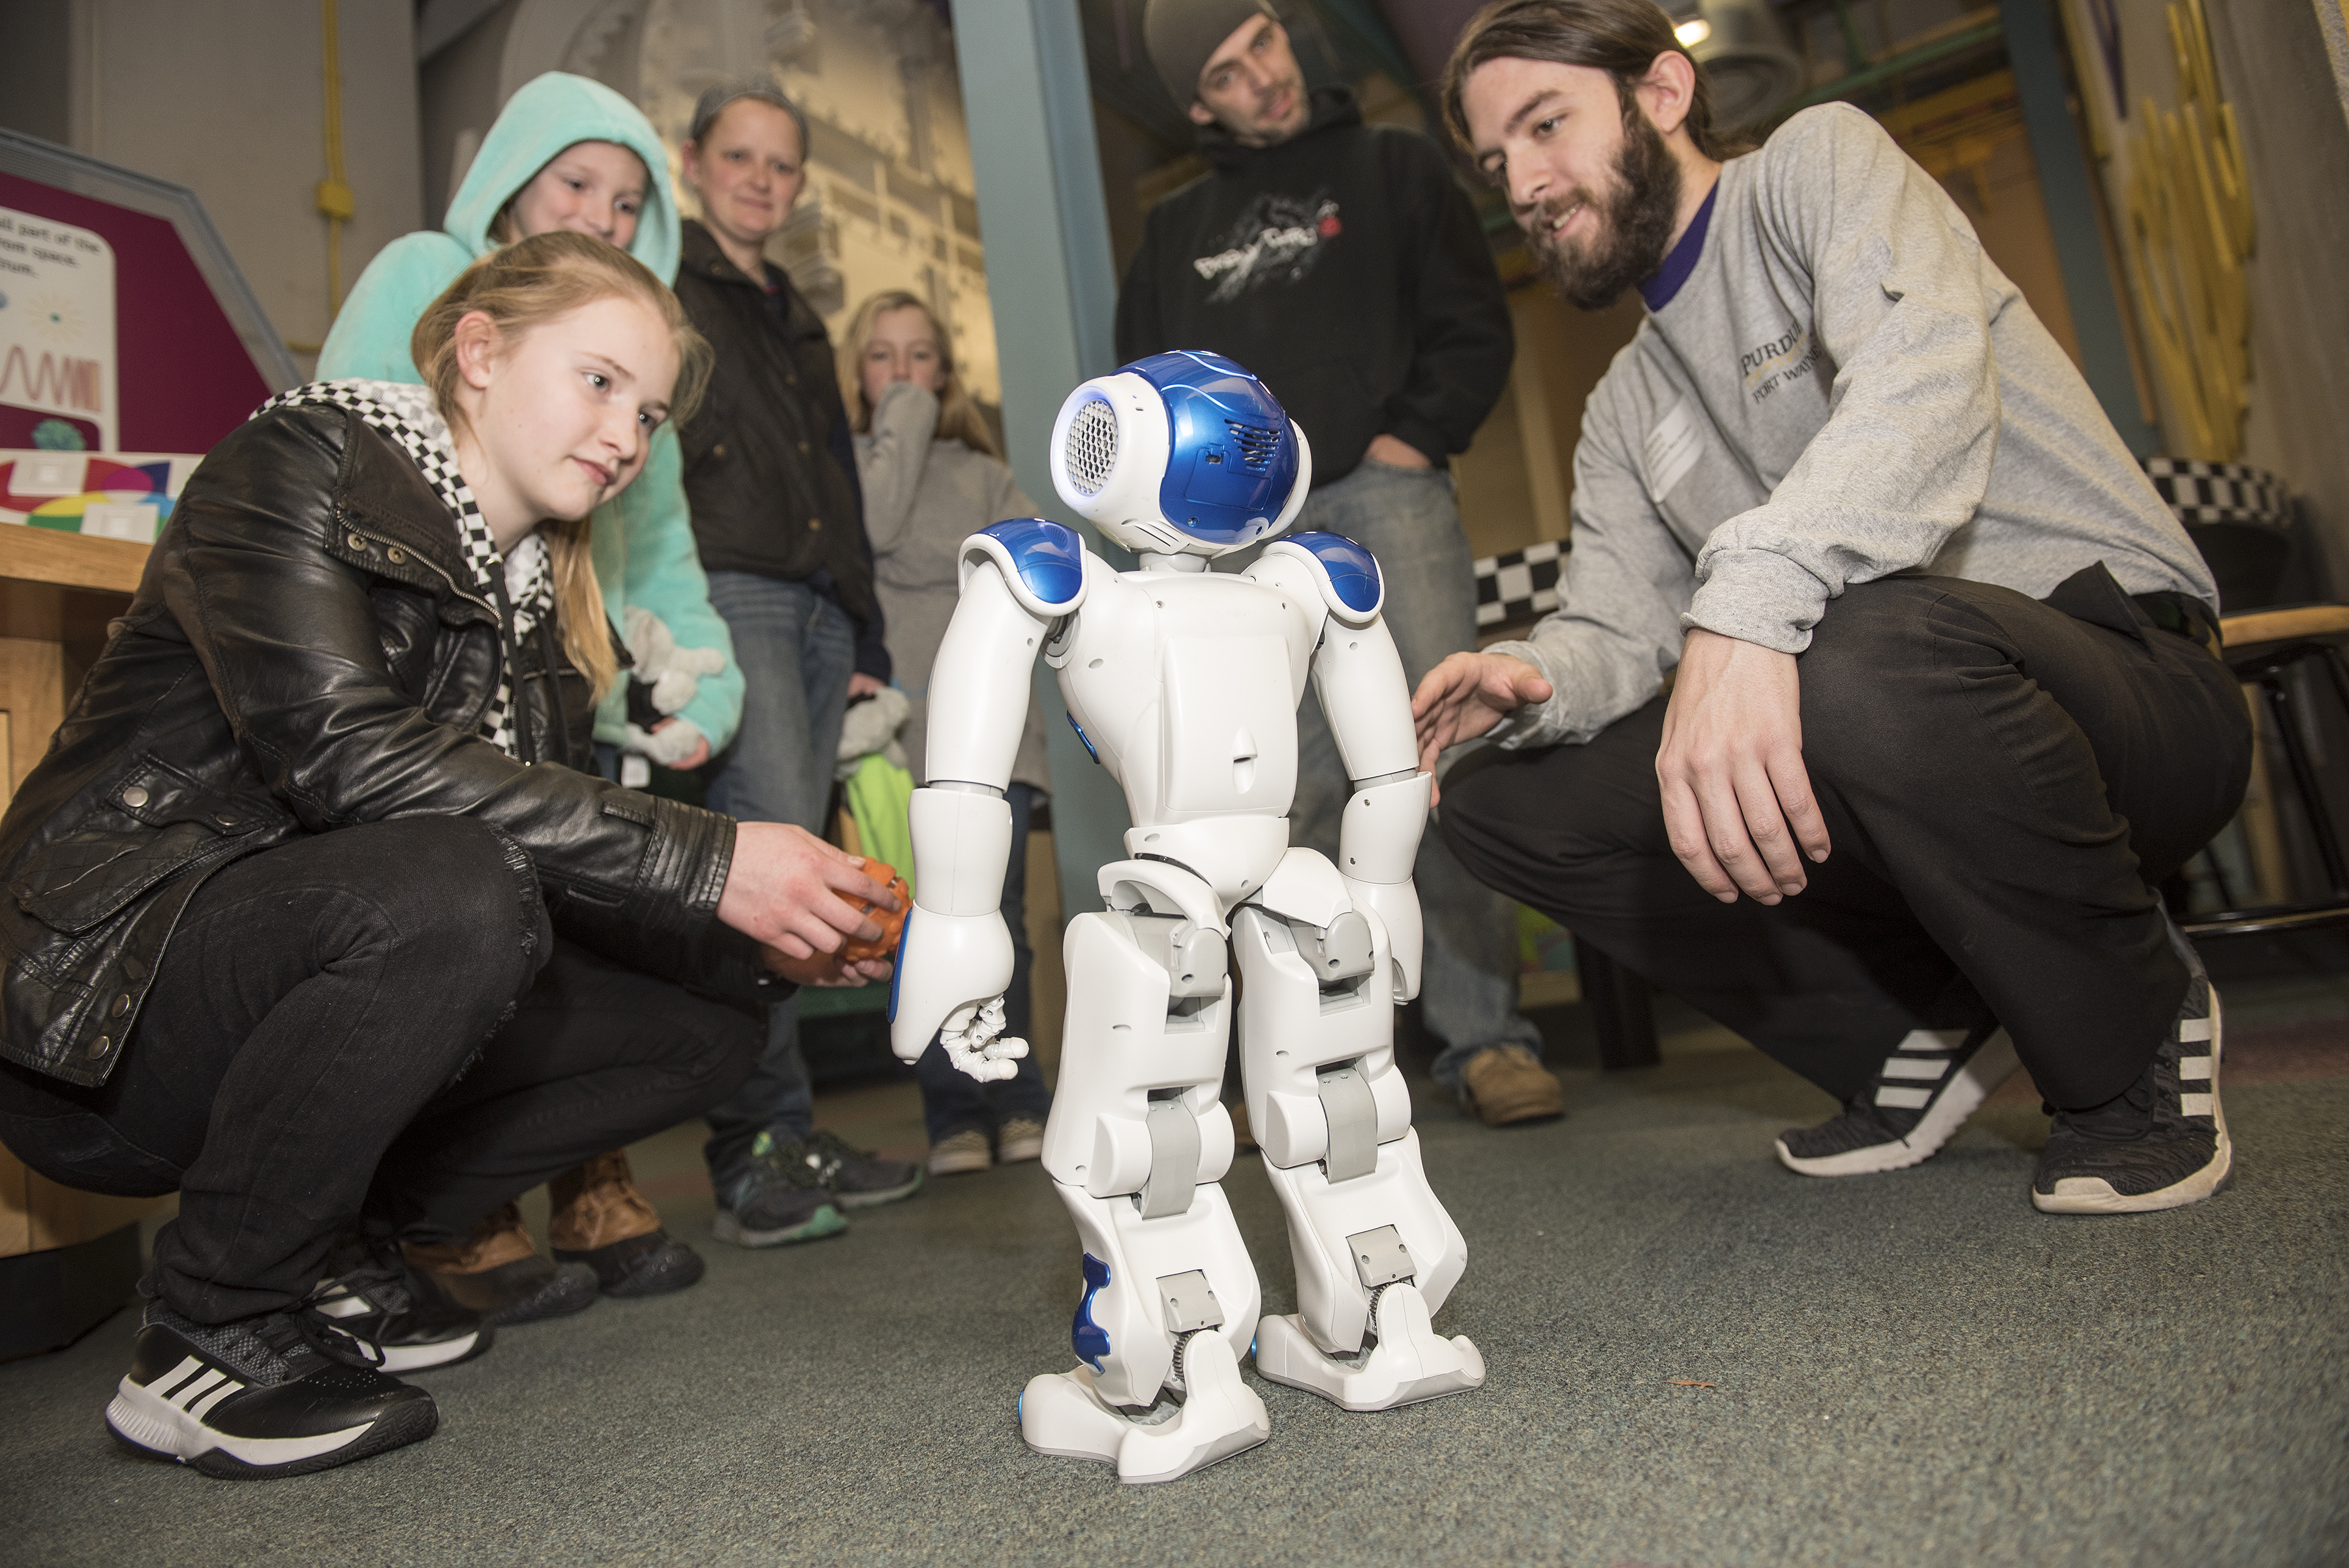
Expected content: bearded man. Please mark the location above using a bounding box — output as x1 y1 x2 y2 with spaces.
1118 0 1564 1128
1413 0 2250 1213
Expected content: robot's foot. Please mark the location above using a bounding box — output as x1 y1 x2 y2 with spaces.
1253 1282 1486 1412
1019 1332 1270 1484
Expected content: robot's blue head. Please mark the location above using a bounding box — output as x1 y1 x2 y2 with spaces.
1126 351 1302 549
1048 350 1315 560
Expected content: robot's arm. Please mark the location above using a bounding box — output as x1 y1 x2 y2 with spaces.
889 521 1088 1073
1261 532 1432 1002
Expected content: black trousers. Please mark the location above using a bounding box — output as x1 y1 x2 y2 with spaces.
0 818 758 1323
1440 574 2250 1109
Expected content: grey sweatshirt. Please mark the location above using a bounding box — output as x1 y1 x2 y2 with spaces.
857 379 1052 792
1489 104 2213 749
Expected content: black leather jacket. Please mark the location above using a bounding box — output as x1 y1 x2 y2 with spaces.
0 405 753 1088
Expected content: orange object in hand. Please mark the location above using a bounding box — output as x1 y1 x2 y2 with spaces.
840 862 910 962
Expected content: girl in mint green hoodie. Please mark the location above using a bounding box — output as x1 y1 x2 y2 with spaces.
322 72 741 771
320 72 734 1312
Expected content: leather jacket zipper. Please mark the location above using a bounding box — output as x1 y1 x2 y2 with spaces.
336 507 497 624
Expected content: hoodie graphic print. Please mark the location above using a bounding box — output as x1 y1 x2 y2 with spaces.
1191 191 1343 303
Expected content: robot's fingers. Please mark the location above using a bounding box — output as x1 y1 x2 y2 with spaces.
981 1036 1030 1062
945 1043 1019 1083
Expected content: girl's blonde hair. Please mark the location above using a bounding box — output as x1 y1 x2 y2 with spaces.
838 290 999 458
413 230 711 700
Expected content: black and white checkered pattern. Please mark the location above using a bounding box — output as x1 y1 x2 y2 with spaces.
2143 457 2293 528
253 379 552 756
1471 538 1569 630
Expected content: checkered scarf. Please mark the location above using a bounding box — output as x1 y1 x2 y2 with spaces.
254 379 554 757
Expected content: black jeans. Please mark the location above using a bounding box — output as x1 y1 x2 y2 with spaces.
1440 574 2251 1109
0 817 757 1323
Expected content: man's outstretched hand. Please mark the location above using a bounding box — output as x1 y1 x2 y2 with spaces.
1655 628 1831 904
718 820 900 965
1411 651 1554 797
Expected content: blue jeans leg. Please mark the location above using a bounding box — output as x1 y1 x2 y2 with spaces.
912 783 1054 1144
1285 462 1543 1090
698 572 857 1177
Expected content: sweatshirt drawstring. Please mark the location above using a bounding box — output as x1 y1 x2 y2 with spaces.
536 614 574 765
488 571 538 766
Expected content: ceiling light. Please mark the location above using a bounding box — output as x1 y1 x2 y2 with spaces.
1674 19 1713 46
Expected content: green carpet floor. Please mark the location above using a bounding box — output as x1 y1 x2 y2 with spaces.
4 980 2344 1566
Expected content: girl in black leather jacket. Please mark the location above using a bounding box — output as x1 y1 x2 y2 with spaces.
0 232 895 1479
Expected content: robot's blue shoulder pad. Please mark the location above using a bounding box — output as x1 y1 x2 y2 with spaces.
1266 530 1383 622
962 518 1090 618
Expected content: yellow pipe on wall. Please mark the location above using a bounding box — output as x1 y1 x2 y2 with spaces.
2122 0 2253 461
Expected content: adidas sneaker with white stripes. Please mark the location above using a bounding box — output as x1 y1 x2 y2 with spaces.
106 1302 437 1479
1775 1024 2020 1176
2033 978 2230 1214
310 1226 494 1372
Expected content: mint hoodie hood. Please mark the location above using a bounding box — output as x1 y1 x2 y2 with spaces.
319 72 678 382
442 72 679 281
314 72 746 761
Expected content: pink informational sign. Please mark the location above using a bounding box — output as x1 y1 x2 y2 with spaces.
0 134 294 457
0 206 116 450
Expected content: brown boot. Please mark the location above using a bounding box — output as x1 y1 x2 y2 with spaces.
405 1203 598 1326
1458 1045 1568 1127
549 1150 704 1298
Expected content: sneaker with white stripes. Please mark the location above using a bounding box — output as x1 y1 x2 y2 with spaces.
106 1300 437 1479
2033 978 2230 1214
1775 1024 2020 1176
311 1226 493 1372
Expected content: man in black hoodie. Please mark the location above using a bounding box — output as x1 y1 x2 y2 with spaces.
1118 0 1561 1126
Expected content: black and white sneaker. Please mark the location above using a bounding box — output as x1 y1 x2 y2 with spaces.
1776 1024 2019 1176
800 1129 925 1210
2033 979 2230 1214
311 1227 493 1372
106 1300 437 1479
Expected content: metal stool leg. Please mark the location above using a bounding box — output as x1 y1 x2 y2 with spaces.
2264 669 2349 895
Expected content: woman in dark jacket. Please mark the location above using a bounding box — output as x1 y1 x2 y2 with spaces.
668 81 921 1239
0 232 893 1479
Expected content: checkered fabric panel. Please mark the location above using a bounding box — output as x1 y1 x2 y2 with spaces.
2143 457 2293 528
1472 538 1568 629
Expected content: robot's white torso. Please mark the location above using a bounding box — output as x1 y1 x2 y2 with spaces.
1051 559 1318 908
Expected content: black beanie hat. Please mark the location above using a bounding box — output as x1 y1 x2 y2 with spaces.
1143 0 1278 109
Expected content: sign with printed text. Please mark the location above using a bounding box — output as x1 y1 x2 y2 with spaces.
0 206 117 453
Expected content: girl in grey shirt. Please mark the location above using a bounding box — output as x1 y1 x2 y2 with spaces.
845 291 1054 1173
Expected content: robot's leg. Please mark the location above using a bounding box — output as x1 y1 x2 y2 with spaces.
1020 893 1268 1483
1233 895 1486 1412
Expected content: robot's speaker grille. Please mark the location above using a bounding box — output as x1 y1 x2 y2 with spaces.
1066 396 1119 496
1225 420 1278 473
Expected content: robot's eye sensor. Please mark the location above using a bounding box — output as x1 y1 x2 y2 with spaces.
1066 396 1120 497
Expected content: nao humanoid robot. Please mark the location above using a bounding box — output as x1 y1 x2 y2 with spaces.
887 350 1484 1484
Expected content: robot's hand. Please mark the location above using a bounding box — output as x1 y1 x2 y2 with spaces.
941 995 1030 1083
889 906 1015 1062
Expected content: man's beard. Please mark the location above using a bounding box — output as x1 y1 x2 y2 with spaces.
1235 72 1307 142
1527 108 1683 311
